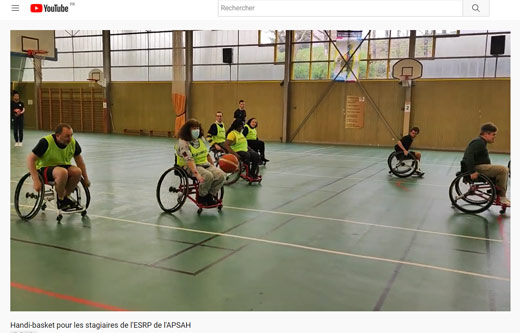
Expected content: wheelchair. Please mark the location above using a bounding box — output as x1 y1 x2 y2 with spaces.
212 149 262 186
449 162 509 214
14 172 90 223
387 150 421 178
156 164 224 215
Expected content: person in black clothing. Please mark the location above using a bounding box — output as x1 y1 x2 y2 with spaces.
395 126 424 176
233 100 246 124
243 117 269 163
11 91 25 147
462 122 509 206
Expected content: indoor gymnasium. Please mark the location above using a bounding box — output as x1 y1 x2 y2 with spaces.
10 30 510 311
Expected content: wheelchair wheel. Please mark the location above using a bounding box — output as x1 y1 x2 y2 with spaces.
14 172 44 220
69 178 91 210
388 151 417 178
156 166 189 213
449 172 495 214
223 159 242 186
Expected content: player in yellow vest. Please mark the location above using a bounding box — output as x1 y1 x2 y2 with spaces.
176 119 225 205
26 123 91 211
206 111 227 152
243 118 269 163
225 119 261 179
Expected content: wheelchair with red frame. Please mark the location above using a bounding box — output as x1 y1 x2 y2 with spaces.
449 161 509 214
212 148 262 186
156 157 224 215
14 172 90 223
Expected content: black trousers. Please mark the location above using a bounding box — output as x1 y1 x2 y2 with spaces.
247 139 265 159
13 116 24 142
237 148 260 177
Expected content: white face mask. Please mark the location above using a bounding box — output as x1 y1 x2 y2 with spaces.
191 129 200 139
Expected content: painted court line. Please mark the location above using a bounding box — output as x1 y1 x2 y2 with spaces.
265 171 448 187
223 206 502 242
12 199 499 243
85 213 508 282
11 281 128 311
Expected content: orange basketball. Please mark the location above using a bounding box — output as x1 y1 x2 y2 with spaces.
219 154 239 173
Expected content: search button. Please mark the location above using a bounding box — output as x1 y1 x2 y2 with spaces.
463 0 489 16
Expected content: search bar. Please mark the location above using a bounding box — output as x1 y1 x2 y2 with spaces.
219 0 488 17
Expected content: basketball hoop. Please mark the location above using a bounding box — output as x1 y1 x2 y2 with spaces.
399 75 411 87
87 78 99 88
27 49 48 81
87 69 105 88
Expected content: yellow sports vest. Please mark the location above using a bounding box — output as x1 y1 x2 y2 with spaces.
229 130 248 152
36 135 76 170
211 122 226 144
176 138 208 166
244 124 257 140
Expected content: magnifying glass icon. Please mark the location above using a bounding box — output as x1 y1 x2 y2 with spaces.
472 4 480 12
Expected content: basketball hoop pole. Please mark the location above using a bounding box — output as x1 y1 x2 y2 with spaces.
27 50 48 130
402 78 412 136
392 58 422 137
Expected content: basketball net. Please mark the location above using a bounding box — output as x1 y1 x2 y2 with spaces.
87 78 99 88
27 50 47 83
400 75 411 87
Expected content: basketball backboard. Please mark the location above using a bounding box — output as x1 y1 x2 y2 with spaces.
391 58 423 80
10 30 57 61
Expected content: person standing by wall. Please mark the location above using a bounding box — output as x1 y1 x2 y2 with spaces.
11 91 25 147
233 100 247 124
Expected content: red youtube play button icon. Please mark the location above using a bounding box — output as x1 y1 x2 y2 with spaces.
31 4 43 12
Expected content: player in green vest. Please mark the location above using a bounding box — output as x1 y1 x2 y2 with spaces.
26 123 91 211
206 111 227 153
243 117 269 164
225 119 261 179
176 119 225 205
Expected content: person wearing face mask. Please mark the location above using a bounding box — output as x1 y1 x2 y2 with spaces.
176 119 225 205
26 123 91 211
243 117 269 164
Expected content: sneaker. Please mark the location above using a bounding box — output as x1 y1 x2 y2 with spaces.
61 196 80 211
262 158 269 163
500 197 511 207
415 169 425 176
196 195 208 205
205 195 218 206
14 142 19 147
57 198 75 211
19 142 22 147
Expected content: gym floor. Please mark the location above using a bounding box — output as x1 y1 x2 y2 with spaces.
10 130 510 311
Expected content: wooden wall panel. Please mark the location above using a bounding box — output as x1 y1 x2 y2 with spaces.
110 82 173 134
14 79 509 153
190 82 283 142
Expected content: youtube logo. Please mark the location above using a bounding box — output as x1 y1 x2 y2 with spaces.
31 4 43 12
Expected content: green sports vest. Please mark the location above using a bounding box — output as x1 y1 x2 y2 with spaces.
211 122 226 144
244 124 257 140
176 138 208 167
229 130 248 152
35 135 76 170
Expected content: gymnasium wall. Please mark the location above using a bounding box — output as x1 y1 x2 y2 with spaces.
190 81 284 142
13 79 510 153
